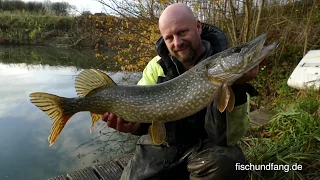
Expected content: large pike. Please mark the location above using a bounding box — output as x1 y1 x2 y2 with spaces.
30 34 278 146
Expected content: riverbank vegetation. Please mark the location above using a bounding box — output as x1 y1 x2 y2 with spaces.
242 90 320 179
0 0 100 47
1 0 320 179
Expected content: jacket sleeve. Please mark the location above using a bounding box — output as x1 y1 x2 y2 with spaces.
137 56 164 85
132 56 165 136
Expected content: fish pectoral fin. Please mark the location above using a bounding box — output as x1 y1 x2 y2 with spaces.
227 86 235 112
90 112 102 133
75 69 117 97
217 83 230 113
148 120 166 146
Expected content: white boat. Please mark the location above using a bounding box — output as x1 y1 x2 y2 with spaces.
287 50 320 90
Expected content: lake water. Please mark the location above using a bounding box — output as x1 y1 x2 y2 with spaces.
0 46 141 180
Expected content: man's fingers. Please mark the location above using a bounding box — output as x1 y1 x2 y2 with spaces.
102 112 109 122
123 122 135 133
102 112 137 133
106 113 117 129
108 113 115 121
260 58 268 67
116 117 125 132
235 65 259 84
116 118 136 133
247 65 259 77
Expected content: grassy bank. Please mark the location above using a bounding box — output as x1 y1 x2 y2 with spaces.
241 89 320 179
0 11 98 47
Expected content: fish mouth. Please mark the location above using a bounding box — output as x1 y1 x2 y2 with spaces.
233 33 269 73
243 34 267 56
205 34 278 83
248 33 267 48
232 34 266 54
241 41 279 75
260 42 279 55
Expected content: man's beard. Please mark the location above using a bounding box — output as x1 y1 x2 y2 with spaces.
173 42 195 63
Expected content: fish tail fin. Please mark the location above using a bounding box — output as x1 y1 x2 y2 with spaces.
29 92 74 146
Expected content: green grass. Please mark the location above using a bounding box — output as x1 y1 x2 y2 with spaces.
0 11 74 45
242 89 320 179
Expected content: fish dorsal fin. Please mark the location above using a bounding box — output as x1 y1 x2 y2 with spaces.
75 69 116 97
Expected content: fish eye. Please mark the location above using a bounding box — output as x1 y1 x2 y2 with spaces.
234 46 242 53
202 65 207 70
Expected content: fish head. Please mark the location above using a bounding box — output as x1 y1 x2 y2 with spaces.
204 33 277 84
235 33 267 72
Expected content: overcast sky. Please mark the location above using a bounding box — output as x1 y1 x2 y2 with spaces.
22 0 105 14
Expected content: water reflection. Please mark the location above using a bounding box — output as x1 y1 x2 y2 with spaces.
0 47 141 179
0 46 116 69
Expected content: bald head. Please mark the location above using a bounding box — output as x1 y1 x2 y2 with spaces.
157 3 204 67
159 3 197 33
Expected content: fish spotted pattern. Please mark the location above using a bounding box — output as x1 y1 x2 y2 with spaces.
29 34 278 146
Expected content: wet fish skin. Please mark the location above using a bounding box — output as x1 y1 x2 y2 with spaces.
29 34 278 146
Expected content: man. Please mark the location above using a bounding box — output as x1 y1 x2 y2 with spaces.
103 3 259 180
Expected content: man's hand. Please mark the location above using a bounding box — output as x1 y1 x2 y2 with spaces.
235 56 269 84
235 65 259 84
102 112 140 134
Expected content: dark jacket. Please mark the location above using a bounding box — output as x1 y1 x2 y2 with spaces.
135 23 257 146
